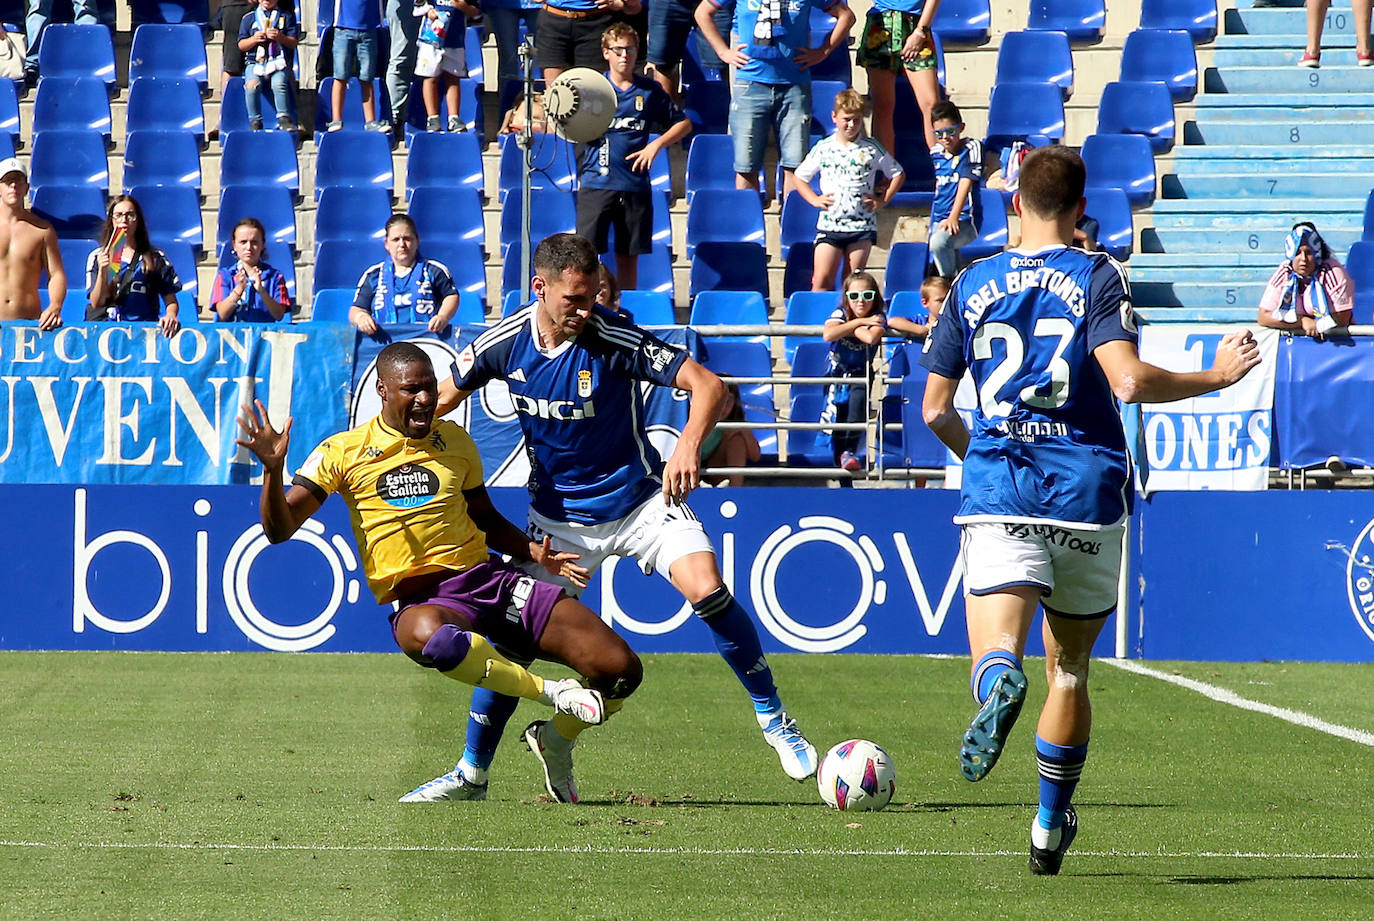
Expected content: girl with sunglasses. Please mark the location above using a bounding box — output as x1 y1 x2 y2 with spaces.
821 271 888 472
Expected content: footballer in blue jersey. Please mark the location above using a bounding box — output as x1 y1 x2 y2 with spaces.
921 147 1260 875
427 234 817 803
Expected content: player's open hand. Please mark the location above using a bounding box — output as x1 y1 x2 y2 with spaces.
1213 330 1261 385
662 443 701 507
723 44 750 68
235 399 293 472
532 535 590 588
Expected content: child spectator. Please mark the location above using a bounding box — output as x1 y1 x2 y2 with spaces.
701 382 761 486
350 214 461 333
415 0 479 132
238 0 300 131
928 99 982 279
1258 222 1354 342
888 273 946 339
793 89 905 291
575 23 691 292
597 263 635 320
498 92 549 135
857 0 941 157
328 0 388 132
85 195 183 337
212 218 292 322
822 270 887 471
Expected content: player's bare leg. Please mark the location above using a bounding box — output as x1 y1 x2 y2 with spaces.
960 587 1036 782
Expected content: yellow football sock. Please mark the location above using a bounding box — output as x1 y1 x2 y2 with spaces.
440 634 545 701
552 696 624 741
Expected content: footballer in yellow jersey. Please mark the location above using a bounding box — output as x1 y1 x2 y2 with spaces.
236 342 641 803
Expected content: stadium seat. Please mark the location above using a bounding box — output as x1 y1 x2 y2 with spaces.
1096 80 1175 153
131 184 203 251
0 78 19 151
59 238 97 289
1081 133 1156 206
785 391 835 466
497 132 577 201
995 31 1074 99
690 242 768 301
690 290 769 327
31 185 106 239
217 185 296 254
884 242 930 295
779 195 821 263
126 78 206 145
408 186 484 249
313 240 381 292
961 188 1009 263
700 338 779 455
310 288 356 323
406 131 484 198
218 77 288 137
810 81 847 135
314 77 390 137
29 130 110 192
36 24 116 89
502 289 529 317
1363 189 1374 241
618 290 675 324
498 187 576 259
1345 242 1374 324
154 239 199 306
985 82 1066 148
1027 0 1105 43
781 244 814 299
129 0 211 27
1140 0 1217 44
686 188 766 255
1120 29 1197 102
645 133 673 199
423 240 488 306
314 187 392 249
129 24 210 90
932 0 990 43
603 246 675 299
888 291 930 328
220 130 300 199
464 25 484 87
122 130 202 194
787 339 831 406
1082 187 1133 262
784 290 838 363
32 78 112 145
452 290 487 324
400 77 480 142
683 79 730 136
314 130 395 200
686 134 750 199
898 369 953 467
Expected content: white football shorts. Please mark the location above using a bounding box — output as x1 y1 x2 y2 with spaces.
415 44 467 78
959 520 1124 618
523 492 716 595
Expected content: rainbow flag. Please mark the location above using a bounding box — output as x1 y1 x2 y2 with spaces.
107 228 126 281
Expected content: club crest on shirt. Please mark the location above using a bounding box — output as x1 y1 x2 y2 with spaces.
634 95 643 111
578 369 593 397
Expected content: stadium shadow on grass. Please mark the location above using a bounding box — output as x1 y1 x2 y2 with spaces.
1170 874 1374 885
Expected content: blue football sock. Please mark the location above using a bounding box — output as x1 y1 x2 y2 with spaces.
693 587 779 712
972 650 1022 704
1035 736 1089 830
461 688 520 772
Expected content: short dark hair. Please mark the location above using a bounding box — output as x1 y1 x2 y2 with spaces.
930 100 962 125
377 342 432 380
1017 146 1086 220
384 213 419 238
533 233 600 279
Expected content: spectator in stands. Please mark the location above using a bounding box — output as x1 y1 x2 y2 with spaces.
701 382 760 486
384 0 421 130
695 0 856 199
498 91 549 134
858 0 941 156
793 89 905 291
415 0 478 131
1258 222 1354 342
23 0 98 87
0 158 65 329
239 0 300 131
212 217 291 321
928 100 982 279
889 274 946 339
597 263 635 320
822 270 887 471
350 214 461 334
486 0 541 116
986 135 1050 195
328 0 387 132
86 195 183 336
645 0 733 102
1300 0 1372 67
537 0 641 89
575 23 691 292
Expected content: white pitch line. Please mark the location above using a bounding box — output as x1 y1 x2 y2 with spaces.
1103 658 1374 747
0 840 1366 860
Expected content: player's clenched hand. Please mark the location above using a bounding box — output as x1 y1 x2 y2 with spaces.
532 535 589 588
661 444 700 506
1213 330 1261 385
235 399 293 472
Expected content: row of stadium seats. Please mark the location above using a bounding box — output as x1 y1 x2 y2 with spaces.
932 0 1217 45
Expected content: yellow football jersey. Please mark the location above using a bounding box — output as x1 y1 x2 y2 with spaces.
295 416 490 604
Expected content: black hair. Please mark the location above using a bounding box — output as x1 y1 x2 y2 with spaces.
533 233 600 279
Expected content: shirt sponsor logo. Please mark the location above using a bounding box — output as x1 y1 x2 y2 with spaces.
377 463 440 508
456 344 475 378
511 394 597 421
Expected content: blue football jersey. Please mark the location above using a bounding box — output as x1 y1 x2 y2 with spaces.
930 138 983 225
452 305 689 524
920 244 1138 528
579 75 684 193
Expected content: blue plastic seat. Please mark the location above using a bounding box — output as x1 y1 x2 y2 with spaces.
1140 0 1217 44
1097 80 1175 153
1081 133 1156 206
220 130 300 198
424 240 488 307
131 184 203 251
314 77 390 136
1027 0 1105 43
686 134 757 198
784 290 838 363
932 0 991 44
897 368 952 467
1346 242 1374 324
126 77 206 145
32 78 112 145
686 188 766 257
408 186 485 249
1120 29 1198 102
996 31 1074 99
313 240 380 292
154 239 199 307
314 130 395 199
37 24 116 89
464 25 484 87
690 242 768 301
961 188 1009 264
310 288 356 323
129 24 209 90
683 80 730 136
60 238 97 288
701 338 778 455
785 391 834 466
808 41 853 85
618 290 675 324
779 194 820 263
29 130 110 191
646 133 673 199
497 132 577 201
129 0 211 27
502 289 529 317
400 78 480 143
32 185 106 239
787 340 831 406
218 77 287 137
1363 189 1374 241
690 290 768 327
314 187 392 249
888 291 929 323
986 82 1066 147
810 81 847 135
122 130 202 194
884 241 929 294
498 187 576 259
0 79 19 151
1082 187 1133 261
406 132 485 198
217 185 296 254
603 246 675 299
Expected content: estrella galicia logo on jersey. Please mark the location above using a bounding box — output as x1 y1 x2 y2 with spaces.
377 463 440 508
1342 519 1374 646
577 369 593 398
642 342 674 373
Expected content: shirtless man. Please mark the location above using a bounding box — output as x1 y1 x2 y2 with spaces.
0 158 66 330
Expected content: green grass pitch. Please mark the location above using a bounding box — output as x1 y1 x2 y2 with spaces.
1 652 1371 920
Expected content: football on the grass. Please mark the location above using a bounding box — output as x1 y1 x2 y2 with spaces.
817 739 896 811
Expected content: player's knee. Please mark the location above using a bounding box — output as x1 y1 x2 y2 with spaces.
397 610 452 665
1047 650 1090 692
586 647 643 700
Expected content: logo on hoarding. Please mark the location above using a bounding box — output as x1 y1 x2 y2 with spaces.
1342 519 1374 645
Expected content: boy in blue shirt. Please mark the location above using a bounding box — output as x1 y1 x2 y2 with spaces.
328 0 388 132
928 99 983 278
575 23 691 292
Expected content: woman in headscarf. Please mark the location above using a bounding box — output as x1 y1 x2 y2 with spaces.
1258 222 1354 342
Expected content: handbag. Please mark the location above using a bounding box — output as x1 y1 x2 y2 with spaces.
0 28 26 82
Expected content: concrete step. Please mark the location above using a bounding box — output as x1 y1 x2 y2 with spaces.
1161 173 1374 198
1224 6 1361 36
1166 157 1374 176
1136 306 1261 323
1188 90 1374 108
1169 143 1374 160
1182 120 1374 146
1214 32 1357 50
1204 65 1374 92
1152 196 1364 216
1186 102 1374 122
1133 280 1267 308
1214 47 1369 68
1149 212 1361 230
1130 265 1274 284
1129 252 1281 269
1142 226 1363 252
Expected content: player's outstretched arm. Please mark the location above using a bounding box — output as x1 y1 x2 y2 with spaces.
663 357 727 504
464 486 590 588
435 375 473 417
1094 330 1261 405
235 399 322 542
922 371 970 460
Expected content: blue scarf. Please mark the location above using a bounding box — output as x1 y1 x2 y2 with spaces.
251 8 287 77
372 259 435 323
1274 226 1332 325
